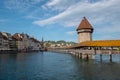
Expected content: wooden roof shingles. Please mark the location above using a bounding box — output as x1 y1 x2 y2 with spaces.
76 17 93 31
76 40 120 47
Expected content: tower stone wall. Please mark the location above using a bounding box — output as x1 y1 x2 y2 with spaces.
78 32 92 43
77 17 93 43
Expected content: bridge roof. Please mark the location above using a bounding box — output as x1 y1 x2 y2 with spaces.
48 40 120 49
70 40 120 48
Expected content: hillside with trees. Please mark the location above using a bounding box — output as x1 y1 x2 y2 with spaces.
45 40 77 48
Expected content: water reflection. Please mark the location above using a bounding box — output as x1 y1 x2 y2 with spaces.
0 52 120 80
72 54 120 80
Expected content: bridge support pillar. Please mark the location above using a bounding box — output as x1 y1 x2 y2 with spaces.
79 53 82 59
109 54 112 62
81 53 94 60
81 53 86 59
88 54 95 59
100 54 102 61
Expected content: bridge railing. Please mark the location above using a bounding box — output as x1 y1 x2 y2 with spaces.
96 50 120 54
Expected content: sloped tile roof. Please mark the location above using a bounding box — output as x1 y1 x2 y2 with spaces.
72 40 120 48
13 33 23 41
77 17 93 31
30 37 40 43
48 40 120 49
1 32 10 40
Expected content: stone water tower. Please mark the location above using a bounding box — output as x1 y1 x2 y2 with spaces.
76 17 94 43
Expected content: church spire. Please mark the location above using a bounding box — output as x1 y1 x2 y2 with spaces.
41 37 44 49
42 37 44 42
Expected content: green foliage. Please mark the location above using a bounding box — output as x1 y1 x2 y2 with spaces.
57 40 66 44
45 40 77 47
45 43 51 47
117 47 120 50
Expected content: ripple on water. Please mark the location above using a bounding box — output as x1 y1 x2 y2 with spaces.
0 52 120 80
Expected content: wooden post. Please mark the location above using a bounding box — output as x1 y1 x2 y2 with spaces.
109 47 113 62
94 47 96 55
100 54 102 61
109 54 112 62
86 54 89 60
80 53 82 59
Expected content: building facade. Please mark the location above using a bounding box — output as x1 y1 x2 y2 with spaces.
0 32 41 52
30 37 40 51
13 33 24 51
0 32 10 50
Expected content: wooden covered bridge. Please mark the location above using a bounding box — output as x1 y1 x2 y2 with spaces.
48 17 120 61
48 40 120 61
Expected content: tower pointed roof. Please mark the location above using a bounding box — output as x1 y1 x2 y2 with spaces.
77 17 93 31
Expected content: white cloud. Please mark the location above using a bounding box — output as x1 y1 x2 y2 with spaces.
4 0 120 40
33 0 120 40
45 0 80 11
34 0 120 27
46 0 60 6
4 0 41 10
66 31 76 35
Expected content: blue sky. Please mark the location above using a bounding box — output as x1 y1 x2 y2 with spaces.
0 0 120 42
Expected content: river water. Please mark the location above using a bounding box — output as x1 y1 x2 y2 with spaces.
0 52 120 80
